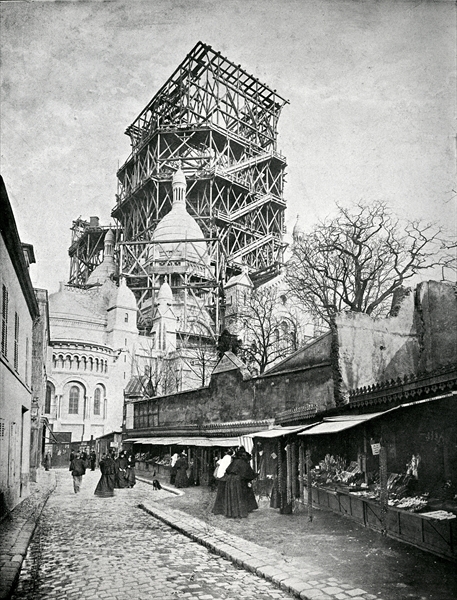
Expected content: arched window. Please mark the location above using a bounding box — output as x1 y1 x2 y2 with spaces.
69 386 79 414
45 382 54 414
94 387 101 415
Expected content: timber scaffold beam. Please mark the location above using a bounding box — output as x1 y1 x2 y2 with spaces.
68 218 121 287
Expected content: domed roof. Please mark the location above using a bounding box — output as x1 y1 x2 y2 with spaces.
49 282 112 320
150 167 208 265
109 277 137 311
172 165 187 186
86 258 115 285
157 280 173 304
105 228 115 244
87 227 116 285
292 214 305 241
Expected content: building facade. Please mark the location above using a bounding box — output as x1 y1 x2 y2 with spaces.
44 231 139 450
0 177 40 515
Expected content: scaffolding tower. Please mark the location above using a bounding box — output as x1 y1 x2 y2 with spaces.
112 42 289 326
68 217 121 287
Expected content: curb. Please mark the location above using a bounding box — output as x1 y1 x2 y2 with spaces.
138 501 316 600
0 473 57 600
138 500 382 600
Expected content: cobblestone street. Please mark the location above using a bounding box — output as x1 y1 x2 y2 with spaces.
11 470 295 600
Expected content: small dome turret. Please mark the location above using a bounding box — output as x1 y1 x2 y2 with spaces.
292 215 304 242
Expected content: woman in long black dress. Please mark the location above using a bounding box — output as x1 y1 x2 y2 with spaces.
126 453 136 488
174 452 189 488
224 447 257 518
94 453 116 498
115 451 129 488
212 449 233 515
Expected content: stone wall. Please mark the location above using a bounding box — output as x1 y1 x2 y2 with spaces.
335 281 457 401
127 280 457 436
415 280 457 372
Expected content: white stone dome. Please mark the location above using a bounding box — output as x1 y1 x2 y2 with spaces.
109 277 137 311
157 281 173 304
292 214 305 242
150 167 208 265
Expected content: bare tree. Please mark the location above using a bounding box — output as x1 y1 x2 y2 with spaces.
181 334 218 388
132 338 180 397
286 201 450 326
238 285 304 374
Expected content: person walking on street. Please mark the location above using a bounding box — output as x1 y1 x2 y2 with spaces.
174 452 189 488
94 453 116 498
89 450 96 471
44 452 51 471
69 452 86 493
223 446 258 518
212 449 233 515
115 451 129 488
126 452 136 488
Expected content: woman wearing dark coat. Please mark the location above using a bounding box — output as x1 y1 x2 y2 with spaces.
94 454 116 498
240 451 258 513
115 451 129 488
126 453 136 488
212 450 233 515
224 448 258 518
174 452 189 488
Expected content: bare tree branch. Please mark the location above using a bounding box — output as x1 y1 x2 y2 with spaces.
287 201 450 325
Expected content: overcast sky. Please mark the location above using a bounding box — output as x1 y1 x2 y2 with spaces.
1 0 455 293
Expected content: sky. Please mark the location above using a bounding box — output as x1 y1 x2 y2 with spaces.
1 0 456 294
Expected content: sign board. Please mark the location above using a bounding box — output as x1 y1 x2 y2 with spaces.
371 443 381 455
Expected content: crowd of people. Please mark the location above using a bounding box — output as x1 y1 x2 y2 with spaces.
67 444 279 520
68 449 136 497
168 446 259 519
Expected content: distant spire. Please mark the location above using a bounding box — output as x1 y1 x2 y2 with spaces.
104 227 115 258
292 214 304 242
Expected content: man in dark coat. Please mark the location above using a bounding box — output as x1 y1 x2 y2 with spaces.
69 452 86 493
89 451 97 471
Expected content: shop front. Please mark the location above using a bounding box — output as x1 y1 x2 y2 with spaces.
297 393 457 561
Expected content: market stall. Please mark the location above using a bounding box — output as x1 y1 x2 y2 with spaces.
123 436 242 486
297 396 457 561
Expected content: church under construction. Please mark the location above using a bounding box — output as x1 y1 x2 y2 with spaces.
68 41 289 334
44 42 292 447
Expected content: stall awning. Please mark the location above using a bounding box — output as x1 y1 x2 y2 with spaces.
249 424 316 438
125 437 184 445
298 412 387 436
125 436 241 447
176 437 240 447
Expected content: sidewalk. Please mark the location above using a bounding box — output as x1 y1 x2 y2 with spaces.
138 472 457 600
0 471 56 600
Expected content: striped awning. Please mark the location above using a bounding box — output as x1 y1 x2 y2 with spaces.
124 436 240 447
247 424 316 438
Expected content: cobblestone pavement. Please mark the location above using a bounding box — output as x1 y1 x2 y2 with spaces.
11 470 295 600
